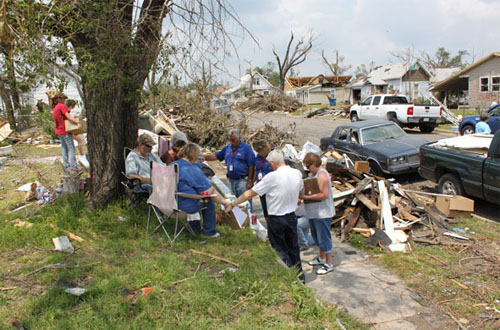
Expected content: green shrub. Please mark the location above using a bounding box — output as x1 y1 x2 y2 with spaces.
35 110 56 139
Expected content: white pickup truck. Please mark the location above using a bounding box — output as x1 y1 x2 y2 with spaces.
349 94 441 133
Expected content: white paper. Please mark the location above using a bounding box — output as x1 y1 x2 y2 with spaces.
232 206 248 228
17 181 40 192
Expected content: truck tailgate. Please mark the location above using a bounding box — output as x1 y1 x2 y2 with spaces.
413 105 440 118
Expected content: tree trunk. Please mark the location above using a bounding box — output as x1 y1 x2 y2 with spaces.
279 72 285 92
0 79 15 130
82 73 139 206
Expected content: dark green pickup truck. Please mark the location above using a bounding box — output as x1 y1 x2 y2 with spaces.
419 131 500 204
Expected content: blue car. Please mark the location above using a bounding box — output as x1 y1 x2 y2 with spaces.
459 104 500 135
320 120 427 176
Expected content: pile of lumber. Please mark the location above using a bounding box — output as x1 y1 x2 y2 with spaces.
324 156 476 252
305 107 349 119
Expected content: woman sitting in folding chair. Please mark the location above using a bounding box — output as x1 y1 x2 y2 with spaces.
173 143 231 238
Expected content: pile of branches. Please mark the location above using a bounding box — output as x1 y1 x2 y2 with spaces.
235 93 303 113
142 87 296 149
245 123 296 149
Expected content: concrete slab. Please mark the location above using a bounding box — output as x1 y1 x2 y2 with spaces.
303 237 452 328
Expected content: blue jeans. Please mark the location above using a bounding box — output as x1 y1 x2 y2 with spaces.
181 200 217 236
309 218 333 254
297 216 314 248
58 134 77 169
133 184 152 194
230 177 252 210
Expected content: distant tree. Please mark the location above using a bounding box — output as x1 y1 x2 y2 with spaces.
251 61 279 87
273 31 314 91
321 49 352 78
420 48 469 69
354 61 375 77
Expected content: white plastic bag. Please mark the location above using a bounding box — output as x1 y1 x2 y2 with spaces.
297 141 322 161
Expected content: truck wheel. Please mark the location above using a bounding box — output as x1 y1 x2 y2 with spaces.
419 124 435 133
438 173 464 196
387 114 402 127
350 112 359 122
460 124 475 135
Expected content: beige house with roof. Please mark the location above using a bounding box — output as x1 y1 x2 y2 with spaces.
431 52 500 109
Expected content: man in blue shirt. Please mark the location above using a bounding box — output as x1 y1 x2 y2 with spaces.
476 113 491 134
205 129 256 204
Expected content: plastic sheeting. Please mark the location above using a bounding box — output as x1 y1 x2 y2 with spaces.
432 134 493 151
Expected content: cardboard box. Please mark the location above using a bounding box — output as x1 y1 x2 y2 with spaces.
435 195 474 218
354 161 370 173
216 204 249 229
65 120 86 135
303 178 320 204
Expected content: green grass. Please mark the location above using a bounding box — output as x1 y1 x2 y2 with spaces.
11 144 83 159
0 192 364 329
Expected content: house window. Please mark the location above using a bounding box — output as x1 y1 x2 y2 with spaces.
263 90 270 95
480 76 490 92
492 76 500 92
254 77 260 86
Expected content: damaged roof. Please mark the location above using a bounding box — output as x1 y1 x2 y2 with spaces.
286 74 351 89
431 52 500 91
350 61 432 88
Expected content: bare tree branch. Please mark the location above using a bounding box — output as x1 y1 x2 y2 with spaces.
273 30 314 91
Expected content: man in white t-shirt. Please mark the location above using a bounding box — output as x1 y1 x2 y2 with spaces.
227 149 305 281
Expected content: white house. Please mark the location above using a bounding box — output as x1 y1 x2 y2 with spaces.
221 71 275 102
349 61 434 103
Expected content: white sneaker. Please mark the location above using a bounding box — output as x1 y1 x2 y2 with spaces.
316 264 334 275
308 257 325 266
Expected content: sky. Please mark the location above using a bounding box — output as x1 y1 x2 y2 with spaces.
218 0 500 84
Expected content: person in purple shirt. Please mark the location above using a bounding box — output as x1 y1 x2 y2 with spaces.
251 140 273 221
205 128 256 206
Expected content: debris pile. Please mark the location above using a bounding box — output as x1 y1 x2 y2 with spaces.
323 155 478 252
235 93 303 113
146 107 296 150
304 106 349 119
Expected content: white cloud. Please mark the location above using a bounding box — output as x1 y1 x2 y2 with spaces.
219 0 499 83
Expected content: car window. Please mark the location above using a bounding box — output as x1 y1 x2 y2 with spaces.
383 96 409 105
361 124 407 144
336 128 350 141
489 105 500 116
350 129 359 144
372 96 381 106
361 97 372 106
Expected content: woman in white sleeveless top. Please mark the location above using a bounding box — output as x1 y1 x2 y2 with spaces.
302 153 335 275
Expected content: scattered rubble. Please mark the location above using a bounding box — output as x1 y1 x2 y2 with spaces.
304 107 349 119
235 93 303 113
284 143 485 253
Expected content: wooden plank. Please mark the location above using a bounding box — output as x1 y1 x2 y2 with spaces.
331 182 348 192
378 180 395 242
355 193 379 211
354 177 374 194
342 205 363 239
155 116 176 135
